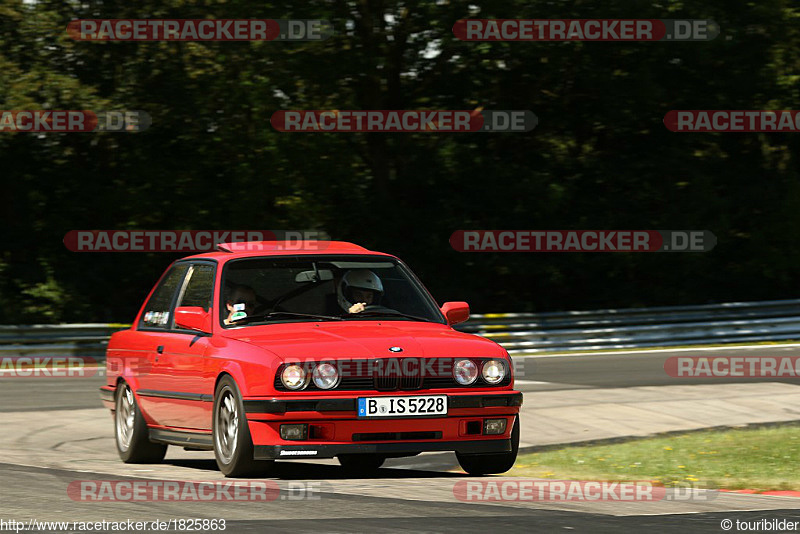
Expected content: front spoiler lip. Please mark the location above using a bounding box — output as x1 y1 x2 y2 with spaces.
253 438 512 460
243 392 523 415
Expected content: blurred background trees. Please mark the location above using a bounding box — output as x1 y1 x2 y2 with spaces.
2 0 800 322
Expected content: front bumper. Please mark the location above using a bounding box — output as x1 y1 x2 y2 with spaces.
244 391 522 459
243 392 522 414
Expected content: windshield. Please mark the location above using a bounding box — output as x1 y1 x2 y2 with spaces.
220 255 445 327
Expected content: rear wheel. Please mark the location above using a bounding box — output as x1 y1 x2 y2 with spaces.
456 416 520 475
213 375 274 478
338 454 386 474
115 381 167 463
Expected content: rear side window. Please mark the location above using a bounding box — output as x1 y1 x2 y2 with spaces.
178 264 215 311
139 264 189 329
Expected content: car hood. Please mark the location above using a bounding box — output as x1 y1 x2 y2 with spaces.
219 321 504 360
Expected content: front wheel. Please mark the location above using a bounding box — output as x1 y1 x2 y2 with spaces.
456 416 520 475
115 381 167 463
213 375 274 478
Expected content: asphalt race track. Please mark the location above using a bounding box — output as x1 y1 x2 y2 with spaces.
1 345 799 533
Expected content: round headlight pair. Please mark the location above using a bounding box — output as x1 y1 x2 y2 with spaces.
281 363 339 390
453 359 506 385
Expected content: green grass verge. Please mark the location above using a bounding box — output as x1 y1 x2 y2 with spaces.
510 425 800 492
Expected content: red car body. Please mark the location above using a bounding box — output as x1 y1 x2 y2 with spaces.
101 241 522 475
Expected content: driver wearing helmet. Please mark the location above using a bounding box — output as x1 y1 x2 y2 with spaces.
338 269 384 314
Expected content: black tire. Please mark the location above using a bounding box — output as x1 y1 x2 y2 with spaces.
456 416 520 475
115 381 168 463
338 454 386 474
213 375 274 478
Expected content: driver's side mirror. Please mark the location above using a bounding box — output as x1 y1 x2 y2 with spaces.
441 302 470 326
174 306 212 334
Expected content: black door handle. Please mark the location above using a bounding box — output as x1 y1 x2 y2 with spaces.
157 345 164 354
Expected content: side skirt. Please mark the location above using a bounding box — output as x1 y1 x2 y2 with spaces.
149 428 214 450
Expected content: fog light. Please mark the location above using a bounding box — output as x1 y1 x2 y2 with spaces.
280 424 308 440
483 418 507 435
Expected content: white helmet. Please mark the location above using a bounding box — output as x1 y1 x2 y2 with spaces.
338 269 384 312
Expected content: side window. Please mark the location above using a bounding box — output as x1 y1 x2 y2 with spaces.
139 264 189 329
178 264 215 311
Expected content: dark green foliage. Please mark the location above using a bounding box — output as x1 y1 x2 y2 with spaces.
1 0 799 322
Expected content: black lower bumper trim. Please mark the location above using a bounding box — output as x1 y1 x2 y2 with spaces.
244 392 522 415
253 438 511 460
449 393 523 409
244 398 356 414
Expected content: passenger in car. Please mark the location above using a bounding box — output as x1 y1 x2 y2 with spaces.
223 284 257 325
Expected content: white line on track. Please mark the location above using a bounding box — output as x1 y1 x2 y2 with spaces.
516 343 800 359
0 368 104 376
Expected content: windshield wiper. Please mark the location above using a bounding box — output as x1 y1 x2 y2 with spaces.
345 310 434 322
232 311 343 324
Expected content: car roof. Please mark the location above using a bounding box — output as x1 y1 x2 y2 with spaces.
183 241 396 261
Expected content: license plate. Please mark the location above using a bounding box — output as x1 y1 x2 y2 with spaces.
358 395 447 418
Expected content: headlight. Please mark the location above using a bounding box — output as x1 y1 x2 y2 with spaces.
312 362 339 389
453 359 478 385
482 359 506 385
281 364 307 390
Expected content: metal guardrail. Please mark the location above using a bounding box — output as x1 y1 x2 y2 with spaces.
2 299 800 358
0 324 128 360
457 299 800 353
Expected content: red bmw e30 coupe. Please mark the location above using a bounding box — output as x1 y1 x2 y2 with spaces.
100 241 522 477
